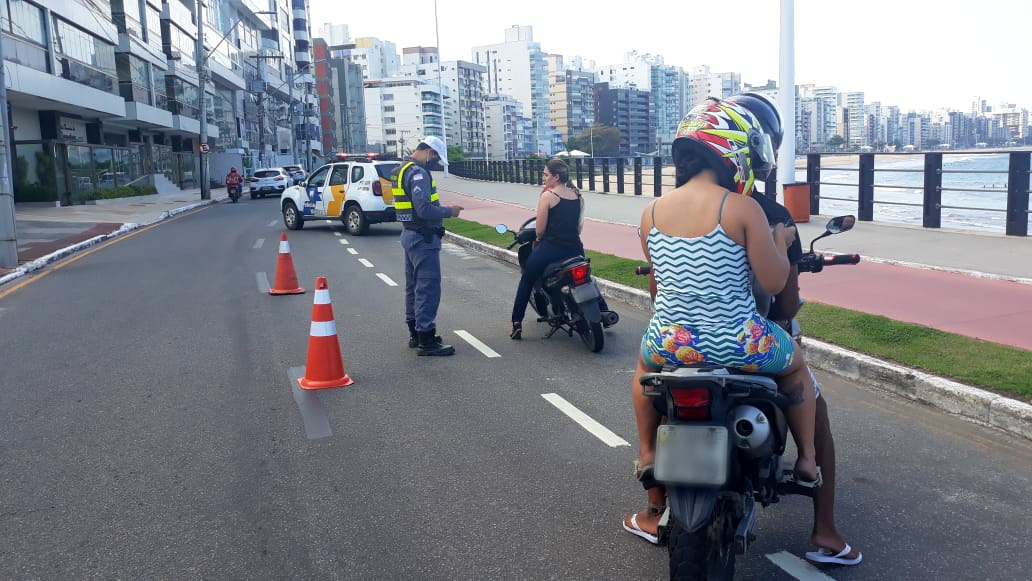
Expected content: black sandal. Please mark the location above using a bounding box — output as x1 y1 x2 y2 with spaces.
510 322 523 340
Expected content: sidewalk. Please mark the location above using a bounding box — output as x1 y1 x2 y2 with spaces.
1 187 225 279
437 175 1032 352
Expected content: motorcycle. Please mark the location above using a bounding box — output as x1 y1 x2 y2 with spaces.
496 219 619 353
227 182 242 203
635 215 859 580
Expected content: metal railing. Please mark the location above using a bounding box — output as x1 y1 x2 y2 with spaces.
450 150 1032 236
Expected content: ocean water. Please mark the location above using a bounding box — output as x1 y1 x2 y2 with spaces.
794 153 1022 233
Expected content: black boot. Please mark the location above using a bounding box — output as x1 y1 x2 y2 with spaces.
409 321 442 348
407 321 419 348
417 328 455 356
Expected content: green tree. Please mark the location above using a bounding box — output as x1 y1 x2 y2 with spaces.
567 124 621 156
447 145 465 162
826 135 845 149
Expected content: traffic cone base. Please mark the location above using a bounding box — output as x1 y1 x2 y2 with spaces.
297 278 353 390
270 233 305 295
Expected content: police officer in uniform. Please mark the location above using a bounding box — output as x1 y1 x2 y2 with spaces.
392 136 463 356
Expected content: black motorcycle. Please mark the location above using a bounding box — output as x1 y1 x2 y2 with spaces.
636 215 859 580
496 219 618 352
227 182 242 203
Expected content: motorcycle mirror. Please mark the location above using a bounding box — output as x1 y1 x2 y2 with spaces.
826 215 856 235
494 224 508 234
808 214 856 253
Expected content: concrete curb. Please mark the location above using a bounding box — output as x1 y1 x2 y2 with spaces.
0 198 221 288
444 230 1032 443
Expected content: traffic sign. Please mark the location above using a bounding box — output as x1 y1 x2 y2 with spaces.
199 143 210 154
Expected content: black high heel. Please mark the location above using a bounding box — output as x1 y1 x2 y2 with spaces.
510 322 523 340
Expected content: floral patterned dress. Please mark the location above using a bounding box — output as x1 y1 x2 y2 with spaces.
639 194 795 373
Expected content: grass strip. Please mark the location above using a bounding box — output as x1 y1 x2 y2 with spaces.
446 216 1031 400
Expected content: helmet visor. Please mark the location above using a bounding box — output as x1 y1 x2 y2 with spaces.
755 132 776 172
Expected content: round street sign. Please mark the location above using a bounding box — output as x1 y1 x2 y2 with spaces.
199 143 210 154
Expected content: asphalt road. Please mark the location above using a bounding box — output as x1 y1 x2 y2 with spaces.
1 197 1030 580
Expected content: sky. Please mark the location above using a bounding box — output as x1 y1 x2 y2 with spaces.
308 0 1032 113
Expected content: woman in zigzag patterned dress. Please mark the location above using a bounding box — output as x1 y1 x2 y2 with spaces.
623 97 823 545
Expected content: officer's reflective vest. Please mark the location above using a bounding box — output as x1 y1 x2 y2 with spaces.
391 161 438 223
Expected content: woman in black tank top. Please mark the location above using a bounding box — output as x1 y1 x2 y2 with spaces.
509 159 610 339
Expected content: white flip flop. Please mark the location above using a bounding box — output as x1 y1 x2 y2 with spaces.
805 543 863 566
621 514 659 545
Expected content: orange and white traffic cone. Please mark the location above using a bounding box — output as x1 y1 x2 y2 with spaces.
269 233 305 295
298 277 354 390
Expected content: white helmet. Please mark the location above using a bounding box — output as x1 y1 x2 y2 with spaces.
420 136 449 166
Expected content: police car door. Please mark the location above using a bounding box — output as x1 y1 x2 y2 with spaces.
302 165 332 217
324 164 350 218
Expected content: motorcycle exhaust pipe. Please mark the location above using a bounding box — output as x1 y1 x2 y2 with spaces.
732 405 772 456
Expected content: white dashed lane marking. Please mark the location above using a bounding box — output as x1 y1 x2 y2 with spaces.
376 273 398 287
347 248 358 255
255 272 271 293
766 552 838 581
338 238 349 245
454 330 500 358
334 232 341 237
267 220 277 227
540 393 629 448
358 259 373 268
253 238 265 249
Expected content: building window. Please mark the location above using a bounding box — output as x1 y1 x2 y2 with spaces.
384 105 394 112
166 77 199 119
116 53 153 104
111 0 143 39
53 17 118 94
163 21 196 68
0 0 48 71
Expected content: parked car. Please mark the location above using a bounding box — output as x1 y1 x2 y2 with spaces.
280 155 401 235
249 168 290 199
282 165 306 185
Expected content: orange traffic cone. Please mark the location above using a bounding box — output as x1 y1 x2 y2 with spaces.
269 233 305 295
298 277 354 390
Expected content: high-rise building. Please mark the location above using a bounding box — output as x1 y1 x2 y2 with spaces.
313 38 367 154
472 26 552 154
484 94 529 160
349 37 401 80
4 0 317 204
595 82 651 156
840 92 866 148
441 61 487 159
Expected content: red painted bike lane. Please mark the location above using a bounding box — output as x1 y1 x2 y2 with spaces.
441 189 1032 352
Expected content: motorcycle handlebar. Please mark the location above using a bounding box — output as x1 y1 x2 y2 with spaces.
825 253 861 266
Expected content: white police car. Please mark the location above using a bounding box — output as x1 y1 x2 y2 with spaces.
280 154 401 235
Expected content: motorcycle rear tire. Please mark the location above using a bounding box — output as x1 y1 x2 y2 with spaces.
668 518 735 581
576 320 604 353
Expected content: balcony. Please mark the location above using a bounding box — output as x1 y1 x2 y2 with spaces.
295 51 311 65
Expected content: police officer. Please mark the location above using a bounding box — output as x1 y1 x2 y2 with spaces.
392 136 463 356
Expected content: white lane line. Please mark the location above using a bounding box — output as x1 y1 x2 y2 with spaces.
256 272 271 293
540 393 630 448
358 258 374 268
454 330 501 358
324 220 332 224
338 238 349 245
253 238 265 249
334 232 342 237
267 220 277 227
376 273 398 287
766 552 838 581
347 248 358 255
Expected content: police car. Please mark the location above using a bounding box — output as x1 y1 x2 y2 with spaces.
280 154 401 235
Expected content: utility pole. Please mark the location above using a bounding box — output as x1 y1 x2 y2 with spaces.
434 0 448 175
0 31 17 267
195 0 210 199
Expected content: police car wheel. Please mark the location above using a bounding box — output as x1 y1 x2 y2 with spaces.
283 201 303 230
344 205 368 235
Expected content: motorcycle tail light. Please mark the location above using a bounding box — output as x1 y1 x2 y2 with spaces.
670 387 711 421
373 180 382 196
568 263 590 286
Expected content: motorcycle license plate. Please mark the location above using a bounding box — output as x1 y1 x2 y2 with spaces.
654 425 728 486
570 283 599 303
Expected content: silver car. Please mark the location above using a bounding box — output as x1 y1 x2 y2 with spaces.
249 168 290 199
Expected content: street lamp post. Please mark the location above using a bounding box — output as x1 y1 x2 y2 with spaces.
196 3 275 199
